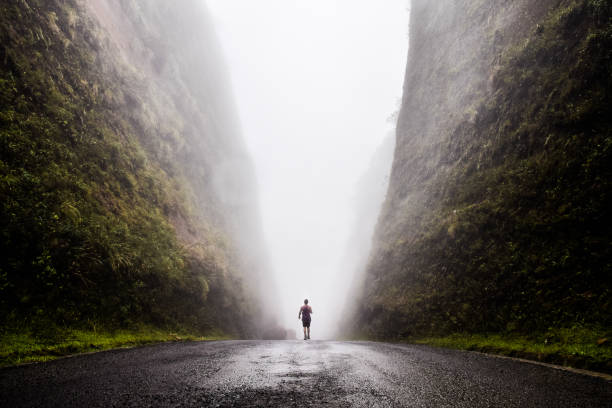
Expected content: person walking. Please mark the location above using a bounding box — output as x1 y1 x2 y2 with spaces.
298 299 313 340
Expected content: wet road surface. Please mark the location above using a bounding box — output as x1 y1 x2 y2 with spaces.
1 340 610 407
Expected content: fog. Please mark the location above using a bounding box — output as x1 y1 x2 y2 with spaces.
207 0 409 338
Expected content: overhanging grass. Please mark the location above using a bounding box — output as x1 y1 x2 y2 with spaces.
410 328 612 374
0 327 231 367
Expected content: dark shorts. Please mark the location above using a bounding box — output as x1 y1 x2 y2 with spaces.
302 318 311 328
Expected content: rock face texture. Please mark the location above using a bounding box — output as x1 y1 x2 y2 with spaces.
0 0 275 336
352 0 611 338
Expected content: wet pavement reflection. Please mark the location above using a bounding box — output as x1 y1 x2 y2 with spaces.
1 340 610 407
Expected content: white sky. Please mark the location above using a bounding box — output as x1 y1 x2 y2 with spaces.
206 0 409 338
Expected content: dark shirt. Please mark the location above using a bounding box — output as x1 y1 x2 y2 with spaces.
299 305 312 321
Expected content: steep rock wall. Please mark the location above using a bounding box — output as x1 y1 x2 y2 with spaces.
352 0 611 338
0 0 275 336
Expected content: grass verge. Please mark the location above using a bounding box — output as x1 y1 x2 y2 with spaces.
0 327 230 367
410 328 612 374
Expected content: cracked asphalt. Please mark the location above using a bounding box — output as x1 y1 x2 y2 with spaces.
1 340 610 407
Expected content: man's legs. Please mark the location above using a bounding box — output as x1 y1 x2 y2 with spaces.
303 326 307 340
307 327 310 339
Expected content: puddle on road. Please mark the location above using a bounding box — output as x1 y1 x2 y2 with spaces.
267 358 321 382
197 342 336 392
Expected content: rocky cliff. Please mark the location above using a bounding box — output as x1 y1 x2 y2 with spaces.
0 0 275 337
351 0 611 340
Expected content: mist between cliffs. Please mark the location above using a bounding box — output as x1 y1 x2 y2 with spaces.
0 0 411 340
208 0 409 338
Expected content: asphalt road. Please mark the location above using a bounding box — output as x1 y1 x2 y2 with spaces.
1 340 610 407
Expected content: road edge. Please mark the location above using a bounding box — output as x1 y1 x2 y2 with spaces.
371 341 612 381
0 337 233 370
467 349 612 381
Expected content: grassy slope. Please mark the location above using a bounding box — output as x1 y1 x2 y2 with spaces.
352 0 612 372
0 327 230 367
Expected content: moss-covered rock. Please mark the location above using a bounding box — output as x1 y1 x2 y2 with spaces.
352 0 611 341
0 0 270 338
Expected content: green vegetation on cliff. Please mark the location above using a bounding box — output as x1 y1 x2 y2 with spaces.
0 0 266 352
353 0 611 370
